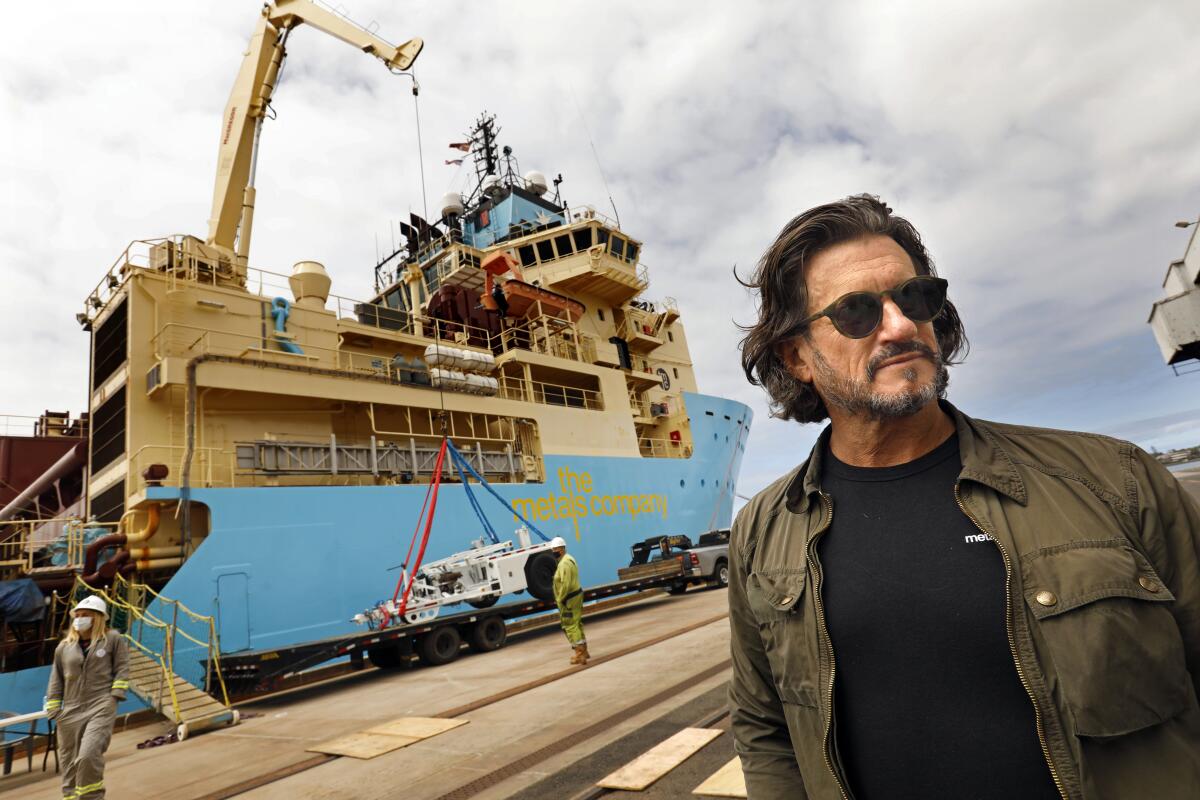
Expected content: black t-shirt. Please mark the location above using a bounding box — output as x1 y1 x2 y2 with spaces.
818 433 1058 800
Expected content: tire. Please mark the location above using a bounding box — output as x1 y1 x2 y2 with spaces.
467 616 508 653
667 582 688 595
468 594 499 609
711 559 729 588
368 643 406 669
524 552 558 602
417 625 462 666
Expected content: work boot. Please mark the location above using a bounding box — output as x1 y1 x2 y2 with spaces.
570 644 586 665
580 643 590 663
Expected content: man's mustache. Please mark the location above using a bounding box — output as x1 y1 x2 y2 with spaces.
867 341 939 381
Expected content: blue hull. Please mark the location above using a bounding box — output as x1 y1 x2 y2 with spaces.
0 392 750 713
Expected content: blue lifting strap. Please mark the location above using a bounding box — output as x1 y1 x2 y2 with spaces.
452 456 499 545
446 440 550 543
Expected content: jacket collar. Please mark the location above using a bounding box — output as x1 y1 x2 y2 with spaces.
784 400 1028 513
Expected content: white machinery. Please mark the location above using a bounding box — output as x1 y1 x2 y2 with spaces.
354 528 561 627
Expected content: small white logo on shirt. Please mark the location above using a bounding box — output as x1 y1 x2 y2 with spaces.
963 533 993 544
96 648 106 658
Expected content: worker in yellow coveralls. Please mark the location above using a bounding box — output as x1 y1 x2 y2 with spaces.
45 595 129 800
551 536 588 665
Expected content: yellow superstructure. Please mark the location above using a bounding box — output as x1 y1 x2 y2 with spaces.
79 209 698 552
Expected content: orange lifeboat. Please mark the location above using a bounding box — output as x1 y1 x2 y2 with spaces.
479 251 584 322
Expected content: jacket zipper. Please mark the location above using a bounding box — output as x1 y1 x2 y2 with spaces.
807 491 851 800
954 484 1067 800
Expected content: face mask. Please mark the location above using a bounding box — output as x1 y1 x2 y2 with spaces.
72 617 93 632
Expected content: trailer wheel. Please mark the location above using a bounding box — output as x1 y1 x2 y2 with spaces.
468 594 499 609
417 625 462 666
524 552 558 602
368 643 406 669
467 616 507 653
667 582 688 595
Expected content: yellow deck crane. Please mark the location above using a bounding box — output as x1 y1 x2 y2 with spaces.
175 0 423 282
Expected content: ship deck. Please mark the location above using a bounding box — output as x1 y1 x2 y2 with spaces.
0 586 741 800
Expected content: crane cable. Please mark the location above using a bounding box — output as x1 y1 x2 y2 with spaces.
386 438 448 626
410 71 429 222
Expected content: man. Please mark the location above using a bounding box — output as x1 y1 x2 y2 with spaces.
551 536 589 665
730 194 1200 799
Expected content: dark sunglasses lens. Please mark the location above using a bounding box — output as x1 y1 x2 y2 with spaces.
831 293 882 338
895 278 946 322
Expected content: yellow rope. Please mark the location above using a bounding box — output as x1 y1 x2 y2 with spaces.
106 573 231 708
74 578 184 723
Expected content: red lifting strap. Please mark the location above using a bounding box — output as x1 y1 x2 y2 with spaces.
388 438 448 625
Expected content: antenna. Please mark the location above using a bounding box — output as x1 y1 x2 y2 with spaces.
569 87 619 228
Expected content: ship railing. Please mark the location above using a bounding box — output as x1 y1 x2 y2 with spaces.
628 389 652 418
497 376 604 411
127 444 234 491
128 432 532 489
0 516 96 576
151 308 583 375
0 413 87 439
493 315 587 363
637 436 693 459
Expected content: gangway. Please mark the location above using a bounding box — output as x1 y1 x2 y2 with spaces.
82 576 238 740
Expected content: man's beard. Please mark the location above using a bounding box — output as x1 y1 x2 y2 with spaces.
809 340 946 421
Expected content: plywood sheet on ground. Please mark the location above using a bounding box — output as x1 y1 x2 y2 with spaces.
309 717 468 759
693 756 747 798
366 717 467 738
598 727 723 791
309 732 421 758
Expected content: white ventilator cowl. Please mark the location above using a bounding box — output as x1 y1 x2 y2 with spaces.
74 594 109 617
549 537 567 549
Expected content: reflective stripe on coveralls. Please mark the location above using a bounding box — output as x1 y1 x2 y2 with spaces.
45 630 129 800
553 554 586 645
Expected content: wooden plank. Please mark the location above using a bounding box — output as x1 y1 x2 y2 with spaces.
598 727 723 791
308 732 420 759
365 717 467 739
692 756 747 798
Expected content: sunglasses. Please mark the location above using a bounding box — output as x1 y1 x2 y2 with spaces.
794 275 949 339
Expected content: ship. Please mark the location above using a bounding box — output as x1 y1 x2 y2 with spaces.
0 1 750 717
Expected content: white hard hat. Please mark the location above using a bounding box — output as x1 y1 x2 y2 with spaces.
549 537 567 549
74 595 109 617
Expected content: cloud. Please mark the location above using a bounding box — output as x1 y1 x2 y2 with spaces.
2 0 1200 501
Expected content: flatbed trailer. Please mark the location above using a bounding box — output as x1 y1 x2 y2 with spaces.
218 571 687 695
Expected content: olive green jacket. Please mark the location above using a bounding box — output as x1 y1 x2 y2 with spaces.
45 629 130 720
728 404 1200 800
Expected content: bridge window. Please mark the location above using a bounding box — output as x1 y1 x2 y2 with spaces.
609 236 626 260
573 228 593 250
625 243 639 263
554 234 574 258
518 244 537 268
536 239 555 262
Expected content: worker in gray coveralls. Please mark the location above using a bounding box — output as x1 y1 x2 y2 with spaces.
45 594 129 800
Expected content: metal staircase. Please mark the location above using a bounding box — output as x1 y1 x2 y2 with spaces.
85 575 239 739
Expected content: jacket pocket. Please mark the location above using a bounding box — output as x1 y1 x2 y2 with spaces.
1021 539 1191 737
747 570 819 707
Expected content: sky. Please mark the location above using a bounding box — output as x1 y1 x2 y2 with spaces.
2 0 1200 500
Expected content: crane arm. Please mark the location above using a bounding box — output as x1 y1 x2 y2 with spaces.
205 0 423 260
